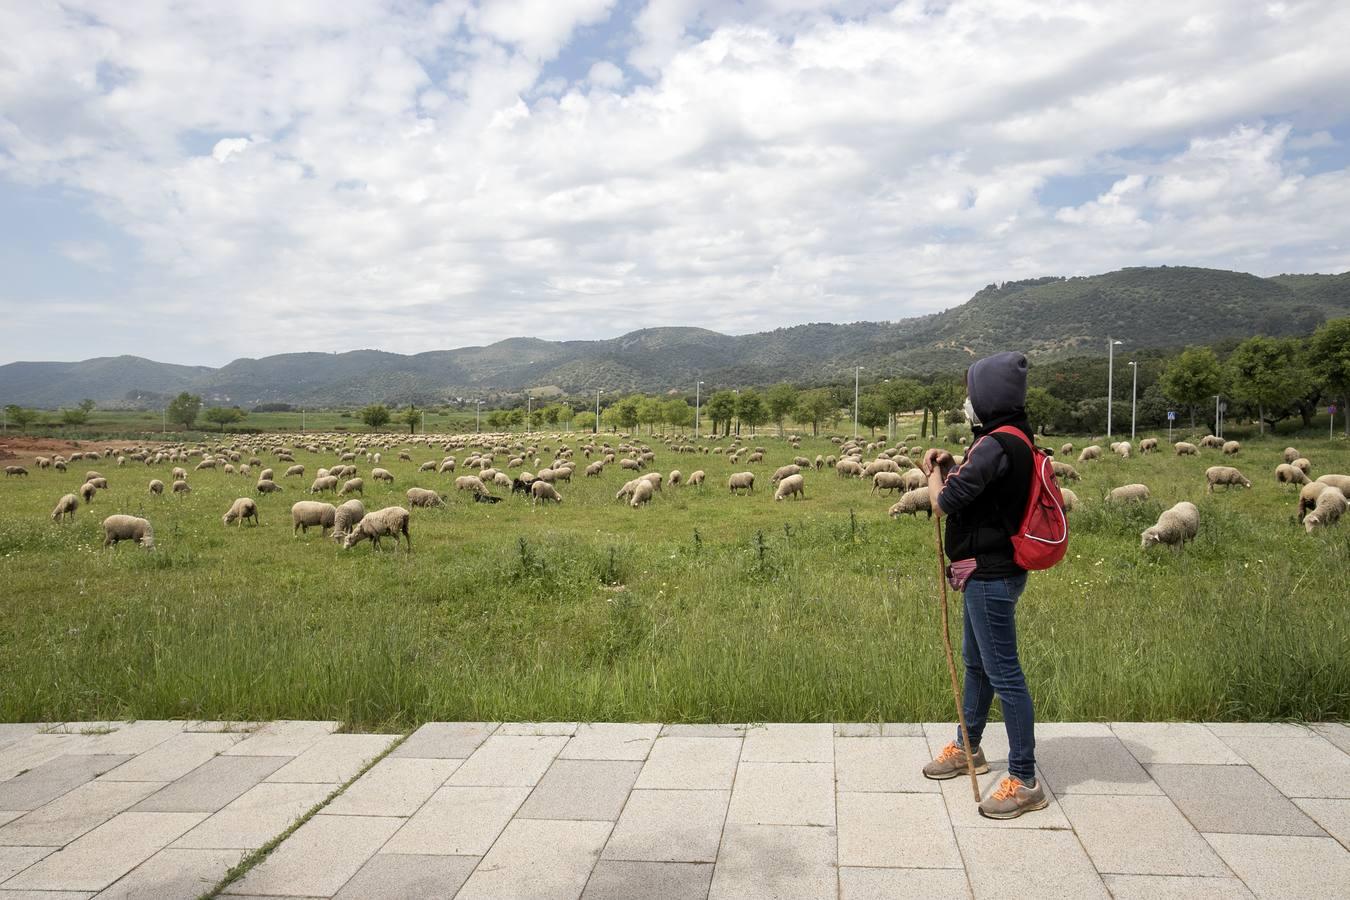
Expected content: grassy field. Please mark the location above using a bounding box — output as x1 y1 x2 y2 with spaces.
7 407 485 439
1 424 1346 729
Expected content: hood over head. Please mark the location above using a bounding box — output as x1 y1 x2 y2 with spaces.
965 351 1031 437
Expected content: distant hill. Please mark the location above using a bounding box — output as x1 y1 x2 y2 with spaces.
3 266 1347 408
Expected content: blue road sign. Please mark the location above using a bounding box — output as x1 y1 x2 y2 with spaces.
1167 411 1176 421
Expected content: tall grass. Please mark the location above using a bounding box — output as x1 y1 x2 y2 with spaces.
1 427 1346 727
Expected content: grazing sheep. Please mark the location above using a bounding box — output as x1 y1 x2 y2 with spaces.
371 468 394 483
1051 461 1080 482
172 479 191 495
1222 440 1241 455
900 468 927 491
774 473 805 501
1078 446 1102 462
1304 488 1347 533
641 472 663 492
222 497 260 527
1060 488 1079 512
4 466 29 477
728 472 755 494
309 475 339 493
1298 482 1344 523
747 452 764 464
1276 464 1310 486
688 470 705 487
51 493 78 522
615 478 641 501
1199 435 1223 449
863 459 899 477
669 470 682 487
1107 483 1151 503
284 465 305 478
259 468 274 481
455 475 488 495
585 461 604 477
291 501 337 536
1292 457 1312 475
1283 447 1301 464
419 461 437 472
814 455 825 470
332 499 367 538
536 468 556 483
1175 442 1199 456
872 471 905 495
888 488 932 518
1315 473 1350 493
85 470 104 482
835 459 864 478
149 479 165 495
1112 442 1132 459
1060 443 1074 456
256 479 283 494
406 488 445 508
620 458 642 471
439 459 457 473
102 514 155 549
1141 501 1200 551
173 467 189 481
79 482 97 503
772 464 801 483
195 459 217 471
630 479 655 507
85 477 108 489
1206 466 1252 493
342 506 412 551
1139 438 1158 454
492 472 512 488
531 481 562 503
339 478 364 496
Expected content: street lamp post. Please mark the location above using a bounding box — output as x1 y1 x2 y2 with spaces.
421 410 425 435
475 401 483 434
854 366 864 440
595 389 603 434
733 389 740 436
1128 361 1137 442
695 381 704 440
525 394 532 434
1106 339 1123 438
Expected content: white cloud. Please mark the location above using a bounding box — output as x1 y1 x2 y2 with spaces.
0 0 1349 365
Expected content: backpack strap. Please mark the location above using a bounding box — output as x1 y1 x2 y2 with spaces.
990 425 1033 450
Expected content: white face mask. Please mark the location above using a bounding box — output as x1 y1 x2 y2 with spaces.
963 397 981 426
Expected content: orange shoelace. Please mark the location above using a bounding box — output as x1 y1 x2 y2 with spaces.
936 742 964 763
992 777 1024 801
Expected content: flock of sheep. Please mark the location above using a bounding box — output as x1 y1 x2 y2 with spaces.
7 424 1347 557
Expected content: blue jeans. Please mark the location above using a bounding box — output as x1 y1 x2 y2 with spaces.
954 572 1035 782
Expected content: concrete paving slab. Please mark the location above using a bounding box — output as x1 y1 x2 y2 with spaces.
739 723 833 763
834 723 880 737
447 735 569 788
1292 798 1350 850
0 815 19 829
43 723 122 736
222 721 340 757
171 782 335 851
837 792 961 869
839 866 972 899
454 818 611 900
1203 723 1311 738
880 723 926 737
1036 730 1162 796
323 757 459 818
1148 764 1325 835
497 722 578 736
102 734 241 782
923 722 1009 764
937 767 1072 831
389 723 498 760
601 789 730 863
133 756 288 813
634 736 741 790
708 823 836 900
559 723 660 761
0 755 134 811
1312 723 1350 755
955 826 1110 899
0 846 56 883
0 727 42 751
0 781 162 847
1059 795 1229 876
2 812 206 893
0 736 85 783
182 721 260 735
1216 735 1350 799
1111 723 1246 765
0 891 95 899
265 734 396 785
517 759 642 821
834 736 939 793
1204 832 1350 899
65 723 186 757
380 785 530 856
580 861 713 900
1101 874 1256 899
658 724 746 738
726 762 833 826
224 813 401 897
93 847 245 900
332 852 477 899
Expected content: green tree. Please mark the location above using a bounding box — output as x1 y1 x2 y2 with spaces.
1024 387 1067 435
737 388 767 435
857 394 888 436
359 404 391 429
636 397 664 434
166 392 202 429
705 390 738 436
765 384 798 436
60 407 89 426
881 378 923 440
1226 336 1309 434
400 404 420 433
796 389 837 437
614 395 641 431
486 410 508 430
78 399 96 414
203 406 246 432
1310 317 1350 435
573 410 597 432
1160 347 1225 428
4 404 39 432
663 399 693 433
923 379 964 440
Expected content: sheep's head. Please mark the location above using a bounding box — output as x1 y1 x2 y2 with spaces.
139 532 156 550
1304 514 1322 534
1140 528 1161 549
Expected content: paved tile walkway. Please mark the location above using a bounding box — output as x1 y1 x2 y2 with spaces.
0 721 1346 898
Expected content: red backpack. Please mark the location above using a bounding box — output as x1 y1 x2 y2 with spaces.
989 426 1069 570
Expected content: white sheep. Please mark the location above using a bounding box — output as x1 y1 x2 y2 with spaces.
1315 474 1350 494
371 468 394 483
172 480 191 495
149 479 165 496
51 493 78 522
259 468 274 481
772 464 801 483
728 472 755 494
1206 466 1251 493
291 501 337 536
79 482 97 504
1283 447 1301 464
284 465 305 478
343 506 411 551
1139 438 1158 454
872 471 905 495
1292 457 1312 476
1141 501 1199 551
1298 482 1337 523
630 479 655 507
1175 442 1199 456
1051 461 1080 482
1304 488 1347 533
688 470 706 487
642 472 663 492
339 477 364 496
1107 484 1151 503
222 497 260 527
256 479 283 494
102 514 155 549
455 475 488 495
900 468 927 491
1275 464 1309 486
405 488 445 508
172 467 188 481
1060 488 1079 512
332 499 367 538
669 470 682 487
1199 435 1223 449
531 481 562 503
774 473 805 501
309 475 339 493
1078 446 1102 462
1222 440 1241 455
889 488 932 518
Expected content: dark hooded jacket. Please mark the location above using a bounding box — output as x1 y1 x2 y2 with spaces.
937 351 1034 579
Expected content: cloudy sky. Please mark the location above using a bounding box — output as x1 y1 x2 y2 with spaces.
2 0 1348 366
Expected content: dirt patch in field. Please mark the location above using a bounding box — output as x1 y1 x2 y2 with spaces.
0 437 169 462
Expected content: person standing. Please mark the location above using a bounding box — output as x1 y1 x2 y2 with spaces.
918 351 1047 820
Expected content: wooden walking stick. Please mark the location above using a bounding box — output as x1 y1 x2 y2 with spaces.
936 508 982 802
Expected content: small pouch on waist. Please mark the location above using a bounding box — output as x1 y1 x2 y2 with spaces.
946 558 977 592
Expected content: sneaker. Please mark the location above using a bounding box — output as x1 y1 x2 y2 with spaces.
978 776 1049 819
923 741 990 780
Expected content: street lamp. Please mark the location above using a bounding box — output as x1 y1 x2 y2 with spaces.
475 400 484 433
733 388 740 436
1106 339 1123 438
595 389 603 434
695 380 705 440
1128 361 1137 442
854 366 864 440
525 394 532 434
883 378 892 443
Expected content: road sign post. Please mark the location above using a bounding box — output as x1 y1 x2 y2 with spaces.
1167 410 1176 444
1331 405 1338 441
